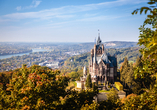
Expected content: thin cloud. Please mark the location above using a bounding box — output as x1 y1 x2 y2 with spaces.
16 0 42 11
77 15 122 22
16 6 21 11
3 0 146 21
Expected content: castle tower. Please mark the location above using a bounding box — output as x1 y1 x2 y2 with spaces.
89 31 117 83
83 65 87 76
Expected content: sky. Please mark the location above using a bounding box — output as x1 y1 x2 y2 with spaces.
0 0 149 42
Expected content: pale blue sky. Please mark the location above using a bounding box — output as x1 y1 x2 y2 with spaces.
0 0 149 42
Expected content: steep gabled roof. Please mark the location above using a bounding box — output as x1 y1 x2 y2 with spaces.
108 56 117 67
94 53 115 67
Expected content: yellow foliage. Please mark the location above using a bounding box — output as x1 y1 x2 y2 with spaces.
115 82 123 91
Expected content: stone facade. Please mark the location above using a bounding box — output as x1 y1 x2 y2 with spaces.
89 35 117 83
77 34 117 89
76 66 87 89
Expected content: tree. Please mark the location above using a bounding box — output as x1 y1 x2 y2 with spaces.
107 87 119 103
0 65 98 109
125 64 134 88
85 74 92 89
120 57 130 87
69 71 80 81
133 56 142 68
0 65 70 109
92 82 98 94
132 0 157 60
131 57 144 94
120 57 128 73
121 0 157 109
132 0 157 85
80 88 121 110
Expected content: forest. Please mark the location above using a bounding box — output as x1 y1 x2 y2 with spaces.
0 0 157 109
61 46 141 76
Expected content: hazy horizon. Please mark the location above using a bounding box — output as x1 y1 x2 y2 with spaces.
0 41 138 43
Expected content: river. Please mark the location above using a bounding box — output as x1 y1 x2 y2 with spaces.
0 49 51 60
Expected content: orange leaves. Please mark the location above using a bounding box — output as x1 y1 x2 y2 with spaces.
36 81 43 87
21 96 29 102
28 73 42 82
22 105 30 110
0 65 71 109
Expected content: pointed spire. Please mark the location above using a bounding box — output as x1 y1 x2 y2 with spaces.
97 29 101 45
98 29 100 37
94 37 96 44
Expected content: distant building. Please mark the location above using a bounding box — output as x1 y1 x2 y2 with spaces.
89 34 117 83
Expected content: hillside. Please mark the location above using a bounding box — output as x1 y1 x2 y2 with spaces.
103 41 138 48
65 41 138 52
62 46 141 70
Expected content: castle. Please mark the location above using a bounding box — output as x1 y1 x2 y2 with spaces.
77 33 117 89
89 34 117 84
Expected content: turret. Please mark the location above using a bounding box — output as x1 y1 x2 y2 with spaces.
83 65 87 76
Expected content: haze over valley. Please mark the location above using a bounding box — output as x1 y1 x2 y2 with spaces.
0 41 140 72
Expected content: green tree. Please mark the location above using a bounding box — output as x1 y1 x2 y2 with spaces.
92 82 98 94
69 71 80 81
132 0 157 60
131 57 144 94
107 87 119 103
85 74 92 89
120 57 130 87
125 64 134 88
133 56 142 68
121 0 157 109
80 88 121 110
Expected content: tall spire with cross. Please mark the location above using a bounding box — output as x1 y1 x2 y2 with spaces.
98 29 100 37
97 29 101 45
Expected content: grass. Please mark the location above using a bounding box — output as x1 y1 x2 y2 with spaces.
99 90 110 93
66 80 77 90
73 81 77 87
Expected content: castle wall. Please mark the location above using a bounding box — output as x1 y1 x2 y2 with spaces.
76 81 85 89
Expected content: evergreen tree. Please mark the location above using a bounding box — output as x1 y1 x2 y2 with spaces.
120 57 128 73
85 74 92 89
134 56 142 68
92 82 98 94
120 57 130 86
125 63 134 88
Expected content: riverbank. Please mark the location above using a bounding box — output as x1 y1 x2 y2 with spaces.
0 50 32 56
0 49 51 60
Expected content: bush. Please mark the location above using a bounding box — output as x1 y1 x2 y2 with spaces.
115 82 123 91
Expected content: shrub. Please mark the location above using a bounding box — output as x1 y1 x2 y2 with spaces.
115 82 123 91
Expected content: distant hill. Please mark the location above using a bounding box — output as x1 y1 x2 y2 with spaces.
103 41 138 48
61 46 141 71
66 41 138 52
